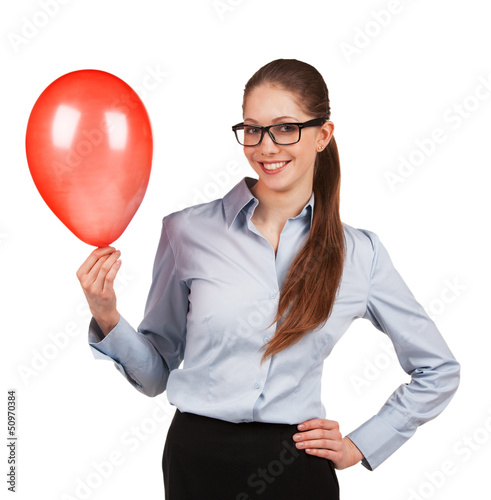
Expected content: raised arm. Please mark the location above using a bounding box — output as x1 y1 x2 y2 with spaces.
77 218 190 397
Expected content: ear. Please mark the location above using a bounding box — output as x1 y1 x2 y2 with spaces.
317 120 335 150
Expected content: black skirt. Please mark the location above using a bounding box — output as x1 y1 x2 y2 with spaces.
162 408 340 500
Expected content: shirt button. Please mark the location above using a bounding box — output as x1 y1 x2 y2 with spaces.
242 419 250 423
269 291 277 299
263 336 271 343
254 382 261 389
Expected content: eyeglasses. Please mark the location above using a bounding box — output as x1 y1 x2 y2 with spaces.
231 117 328 147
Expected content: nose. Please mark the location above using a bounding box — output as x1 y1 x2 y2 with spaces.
257 130 281 154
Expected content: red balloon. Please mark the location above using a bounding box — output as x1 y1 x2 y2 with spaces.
26 70 153 246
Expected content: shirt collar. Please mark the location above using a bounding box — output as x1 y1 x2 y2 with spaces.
223 176 315 229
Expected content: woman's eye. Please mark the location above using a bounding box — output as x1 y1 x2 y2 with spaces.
245 127 260 135
280 125 294 132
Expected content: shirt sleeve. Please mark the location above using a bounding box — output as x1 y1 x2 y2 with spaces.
87 217 190 397
345 231 460 470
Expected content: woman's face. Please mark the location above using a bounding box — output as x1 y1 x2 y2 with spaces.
242 83 333 194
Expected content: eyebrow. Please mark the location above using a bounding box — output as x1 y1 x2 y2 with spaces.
243 115 299 124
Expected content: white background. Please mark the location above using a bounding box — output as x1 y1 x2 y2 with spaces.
1 0 490 499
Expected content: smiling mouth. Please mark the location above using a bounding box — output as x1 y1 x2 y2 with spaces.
260 160 290 171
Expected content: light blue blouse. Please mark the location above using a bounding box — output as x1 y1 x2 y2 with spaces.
88 176 460 470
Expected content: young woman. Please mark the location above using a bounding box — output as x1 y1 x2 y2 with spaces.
77 59 460 499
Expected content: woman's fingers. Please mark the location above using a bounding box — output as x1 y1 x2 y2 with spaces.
77 247 121 309
77 247 120 291
297 418 339 431
92 250 121 293
293 429 342 451
76 246 115 286
292 418 364 468
293 419 343 460
294 428 342 444
84 254 111 292
101 254 122 293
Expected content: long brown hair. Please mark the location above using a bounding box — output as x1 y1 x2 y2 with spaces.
241 59 345 364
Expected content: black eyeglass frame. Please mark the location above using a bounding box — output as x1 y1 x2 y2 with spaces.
231 117 329 147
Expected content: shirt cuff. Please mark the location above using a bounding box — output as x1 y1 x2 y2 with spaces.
88 315 144 389
88 315 125 360
346 414 415 471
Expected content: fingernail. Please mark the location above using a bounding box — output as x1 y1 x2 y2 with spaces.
298 424 305 430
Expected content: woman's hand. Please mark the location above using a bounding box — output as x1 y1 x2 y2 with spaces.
76 246 122 337
292 418 364 470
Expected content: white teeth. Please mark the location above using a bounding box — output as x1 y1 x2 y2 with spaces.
262 161 288 171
